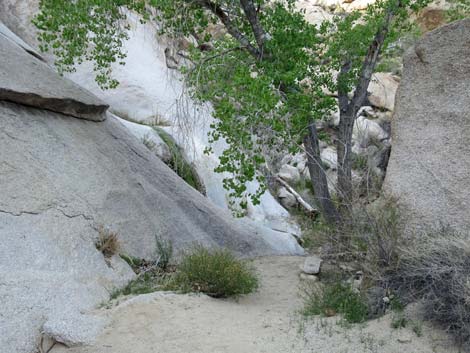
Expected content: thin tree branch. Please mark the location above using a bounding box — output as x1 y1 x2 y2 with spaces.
346 1 398 117
194 0 262 59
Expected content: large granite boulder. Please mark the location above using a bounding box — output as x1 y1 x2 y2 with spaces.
0 32 302 353
384 19 470 234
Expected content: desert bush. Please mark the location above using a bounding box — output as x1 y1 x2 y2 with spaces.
302 281 368 323
320 198 402 272
173 247 258 298
95 226 120 258
383 229 470 347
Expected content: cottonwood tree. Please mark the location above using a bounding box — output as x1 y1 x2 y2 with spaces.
35 0 429 225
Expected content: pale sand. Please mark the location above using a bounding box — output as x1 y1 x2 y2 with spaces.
51 256 458 353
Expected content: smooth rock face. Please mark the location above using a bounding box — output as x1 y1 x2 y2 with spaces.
384 19 470 234
0 30 108 121
0 37 303 353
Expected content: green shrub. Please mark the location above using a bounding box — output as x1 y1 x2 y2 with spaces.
155 235 173 270
173 247 258 298
302 282 368 323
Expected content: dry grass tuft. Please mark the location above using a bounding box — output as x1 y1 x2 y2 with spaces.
95 225 120 258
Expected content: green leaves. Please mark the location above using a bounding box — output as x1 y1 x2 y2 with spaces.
35 0 431 215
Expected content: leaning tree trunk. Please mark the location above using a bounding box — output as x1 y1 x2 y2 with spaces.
304 123 340 225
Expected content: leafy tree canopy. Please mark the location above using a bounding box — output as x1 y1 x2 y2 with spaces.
35 0 428 214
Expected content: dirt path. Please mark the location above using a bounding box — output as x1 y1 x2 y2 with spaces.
51 256 457 353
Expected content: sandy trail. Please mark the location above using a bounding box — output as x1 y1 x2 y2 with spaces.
51 256 458 353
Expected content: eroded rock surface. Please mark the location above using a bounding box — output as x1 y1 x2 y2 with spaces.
384 19 470 233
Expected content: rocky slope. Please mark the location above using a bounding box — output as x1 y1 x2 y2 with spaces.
0 0 302 237
0 28 302 353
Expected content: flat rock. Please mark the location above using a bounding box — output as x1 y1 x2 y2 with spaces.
301 256 323 275
384 19 470 234
0 31 108 121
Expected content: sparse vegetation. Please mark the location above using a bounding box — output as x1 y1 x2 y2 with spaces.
383 228 470 346
302 281 368 324
141 134 156 151
412 320 423 337
155 235 173 271
153 127 205 193
110 266 174 300
173 246 258 298
447 0 470 21
391 313 407 329
113 245 256 300
95 226 120 258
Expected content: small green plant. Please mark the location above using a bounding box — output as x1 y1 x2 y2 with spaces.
412 321 423 337
293 212 333 251
153 127 205 193
173 246 258 298
95 225 120 258
352 154 368 171
391 313 408 329
119 254 146 269
110 267 174 299
302 281 368 323
155 235 173 270
142 134 156 150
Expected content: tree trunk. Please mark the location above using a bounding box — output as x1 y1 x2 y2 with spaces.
335 2 398 211
304 123 340 225
337 109 354 209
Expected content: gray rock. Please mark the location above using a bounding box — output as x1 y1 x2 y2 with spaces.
384 19 470 234
277 187 298 209
0 31 108 121
301 256 323 275
367 73 400 111
299 273 319 282
278 164 301 184
0 35 303 353
0 22 43 61
43 312 107 347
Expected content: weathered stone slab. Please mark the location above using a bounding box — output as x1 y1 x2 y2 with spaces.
0 32 108 121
